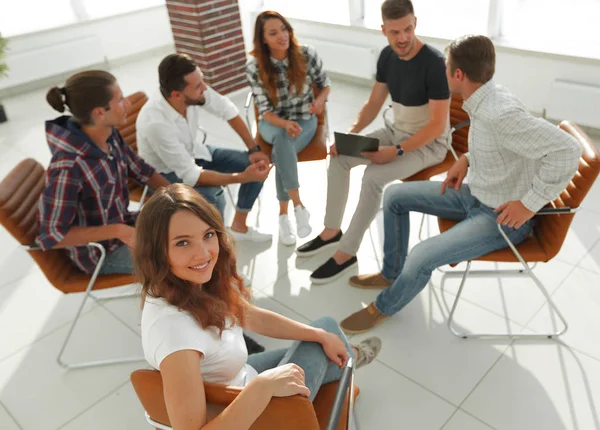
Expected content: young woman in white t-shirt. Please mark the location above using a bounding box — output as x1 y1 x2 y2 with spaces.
135 184 381 430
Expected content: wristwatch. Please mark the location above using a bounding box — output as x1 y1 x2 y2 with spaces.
395 143 404 156
248 145 262 154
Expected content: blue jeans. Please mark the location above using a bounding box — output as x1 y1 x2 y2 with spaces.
258 116 318 202
376 181 536 315
163 146 264 219
246 316 356 402
98 244 133 275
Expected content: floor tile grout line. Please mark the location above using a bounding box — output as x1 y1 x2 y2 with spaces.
54 378 132 430
373 358 461 409
0 400 24 430
0 299 100 366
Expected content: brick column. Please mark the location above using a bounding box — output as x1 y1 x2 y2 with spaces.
165 0 248 94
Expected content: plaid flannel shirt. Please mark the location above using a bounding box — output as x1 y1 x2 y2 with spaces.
246 45 331 121
36 117 155 274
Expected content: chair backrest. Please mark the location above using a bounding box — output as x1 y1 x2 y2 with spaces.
535 121 600 260
0 158 80 288
117 91 149 153
449 93 469 155
129 368 364 430
116 92 149 196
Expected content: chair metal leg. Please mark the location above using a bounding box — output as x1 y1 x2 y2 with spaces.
56 243 145 370
446 226 568 339
417 213 427 241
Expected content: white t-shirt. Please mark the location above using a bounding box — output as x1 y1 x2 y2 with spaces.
141 296 258 387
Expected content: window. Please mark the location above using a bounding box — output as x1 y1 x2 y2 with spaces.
0 0 164 37
262 0 351 26
364 0 491 39
498 0 600 58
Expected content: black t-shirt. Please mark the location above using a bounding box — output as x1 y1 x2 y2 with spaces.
376 44 449 106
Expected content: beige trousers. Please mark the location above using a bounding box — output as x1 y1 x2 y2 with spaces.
324 127 447 255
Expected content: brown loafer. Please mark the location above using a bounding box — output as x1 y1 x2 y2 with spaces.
349 273 392 289
340 303 389 334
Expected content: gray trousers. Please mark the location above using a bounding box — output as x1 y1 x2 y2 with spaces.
324 127 447 255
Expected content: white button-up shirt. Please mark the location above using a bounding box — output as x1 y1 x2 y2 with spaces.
136 86 239 186
463 80 582 212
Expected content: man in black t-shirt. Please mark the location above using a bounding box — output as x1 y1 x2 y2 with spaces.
298 0 451 284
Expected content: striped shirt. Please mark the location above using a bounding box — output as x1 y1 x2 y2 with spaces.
464 80 582 212
246 45 331 121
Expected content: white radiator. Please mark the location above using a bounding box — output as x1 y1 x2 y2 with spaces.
0 36 105 90
302 37 377 80
545 79 600 129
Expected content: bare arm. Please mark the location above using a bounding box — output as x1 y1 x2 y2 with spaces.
399 98 450 152
161 350 274 430
55 224 131 248
262 112 289 129
228 115 256 150
348 82 389 134
244 304 324 343
146 171 171 190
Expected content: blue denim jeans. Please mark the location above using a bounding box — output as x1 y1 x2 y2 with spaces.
163 146 264 219
258 116 318 202
246 316 356 402
376 181 536 315
98 244 133 275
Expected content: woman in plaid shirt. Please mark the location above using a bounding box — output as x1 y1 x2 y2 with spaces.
246 11 330 246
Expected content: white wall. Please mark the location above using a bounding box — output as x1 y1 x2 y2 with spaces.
287 18 600 117
1 6 174 91
3 1 600 121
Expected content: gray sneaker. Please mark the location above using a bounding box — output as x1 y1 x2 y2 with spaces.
352 336 382 369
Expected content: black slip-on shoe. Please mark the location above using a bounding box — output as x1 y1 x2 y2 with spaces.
310 256 358 284
296 231 343 257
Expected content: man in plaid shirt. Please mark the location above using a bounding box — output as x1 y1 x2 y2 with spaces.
36 71 170 275
339 35 582 334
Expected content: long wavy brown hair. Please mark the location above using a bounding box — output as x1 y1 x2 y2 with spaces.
250 10 307 106
134 184 249 334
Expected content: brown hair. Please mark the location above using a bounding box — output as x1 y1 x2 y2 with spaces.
250 11 306 106
46 70 116 125
134 184 249 334
446 35 496 83
381 0 414 21
158 53 198 99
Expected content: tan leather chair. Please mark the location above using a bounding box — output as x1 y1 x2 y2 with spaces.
0 158 143 369
245 85 328 162
437 121 600 339
131 367 359 430
403 93 470 182
116 91 150 203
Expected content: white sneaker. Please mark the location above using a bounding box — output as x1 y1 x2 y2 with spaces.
294 205 312 238
228 226 272 243
279 214 296 246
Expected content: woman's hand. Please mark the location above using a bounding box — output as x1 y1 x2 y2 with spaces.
309 99 325 115
318 330 348 367
284 120 303 138
256 363 310 398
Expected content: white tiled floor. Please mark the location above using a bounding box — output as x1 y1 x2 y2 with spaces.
1 52 600 430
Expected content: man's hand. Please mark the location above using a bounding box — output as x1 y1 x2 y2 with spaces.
494 200 535 229
309 99 325 115
329 141 338 157
241 161 272 183
115 224 136 249
441 155 469 194
249 150 270 165
284 121 303 138
361 146 396 164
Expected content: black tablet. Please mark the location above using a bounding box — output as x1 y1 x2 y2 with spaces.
334 132 379 158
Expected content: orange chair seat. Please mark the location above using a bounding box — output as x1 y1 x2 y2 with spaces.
404 151 464 182
437 218 550 263
131 369 359 430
